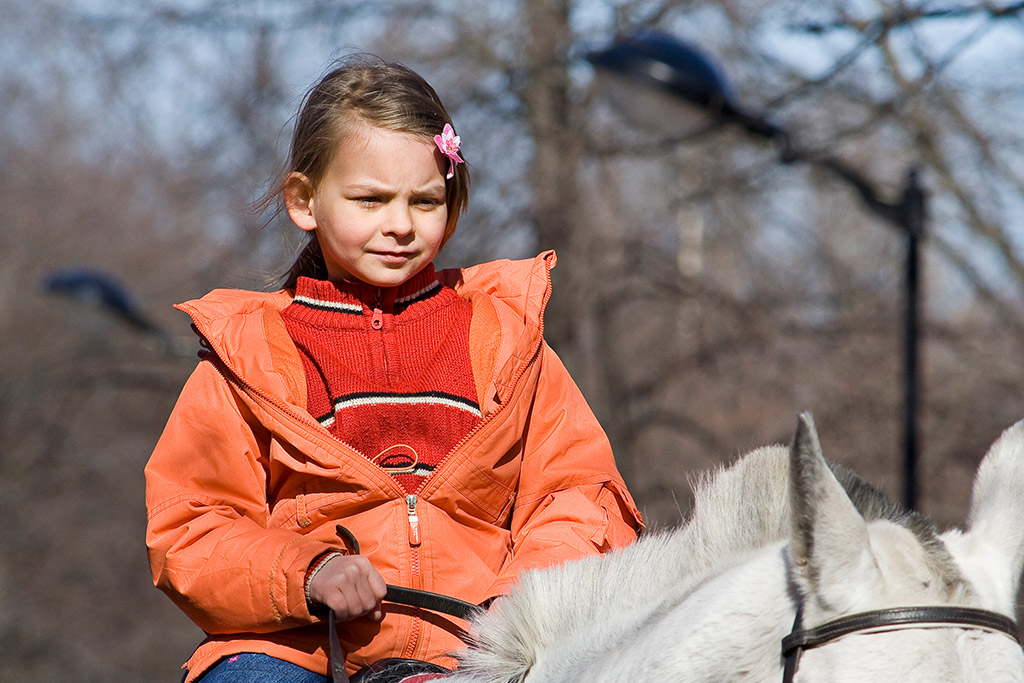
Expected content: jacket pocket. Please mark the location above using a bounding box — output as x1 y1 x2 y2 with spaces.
269 487 376 534
441 469 517 529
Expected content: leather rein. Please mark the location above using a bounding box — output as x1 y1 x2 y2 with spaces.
329 585 480 683
781 604 1021 682
326 525 481 683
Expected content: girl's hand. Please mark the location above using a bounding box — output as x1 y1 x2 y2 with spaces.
308 554 388 621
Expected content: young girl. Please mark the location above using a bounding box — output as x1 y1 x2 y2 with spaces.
146 56 642 683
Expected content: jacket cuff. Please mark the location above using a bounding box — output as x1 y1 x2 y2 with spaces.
269 539 338 625
303 550 347 609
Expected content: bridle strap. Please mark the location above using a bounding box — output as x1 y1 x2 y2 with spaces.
781 606 803 683
783 606 1020 655
781 605 1020 682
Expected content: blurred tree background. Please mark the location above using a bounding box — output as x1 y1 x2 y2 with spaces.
2 0 1023 679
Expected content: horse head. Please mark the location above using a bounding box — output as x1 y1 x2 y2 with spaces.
786 413 1024 682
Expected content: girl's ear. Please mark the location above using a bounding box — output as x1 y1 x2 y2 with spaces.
284 172 318 233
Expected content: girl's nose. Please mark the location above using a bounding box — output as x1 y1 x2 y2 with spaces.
382 204 415 237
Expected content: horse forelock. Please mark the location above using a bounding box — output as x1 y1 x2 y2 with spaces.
692 449 966 598
829 461 967 597
683 446 963 590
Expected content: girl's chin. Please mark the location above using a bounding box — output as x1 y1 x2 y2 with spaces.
331 262 425 288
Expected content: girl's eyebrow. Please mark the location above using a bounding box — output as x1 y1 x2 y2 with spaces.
345 182 389 193
345 182 445 195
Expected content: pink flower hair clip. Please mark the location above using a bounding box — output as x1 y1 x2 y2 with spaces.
434 123 464 180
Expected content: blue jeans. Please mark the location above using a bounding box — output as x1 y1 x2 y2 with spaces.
195 653 329 683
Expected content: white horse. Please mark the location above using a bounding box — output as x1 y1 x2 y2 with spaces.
445 413 1024 682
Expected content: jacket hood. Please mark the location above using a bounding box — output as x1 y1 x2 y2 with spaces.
174 252 556 415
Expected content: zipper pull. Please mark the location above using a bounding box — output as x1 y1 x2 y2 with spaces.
371 289 384 330
406 494 421 546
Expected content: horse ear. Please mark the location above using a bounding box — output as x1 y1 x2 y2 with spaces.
788 413 877 611
961 419 1024 607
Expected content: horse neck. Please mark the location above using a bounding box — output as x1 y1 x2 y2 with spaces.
552 540 796 683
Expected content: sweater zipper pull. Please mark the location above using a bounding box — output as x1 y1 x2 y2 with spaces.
371 289 384 330
406 494 421 546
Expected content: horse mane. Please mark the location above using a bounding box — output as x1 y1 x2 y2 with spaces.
677 445 792 579
454 446 794 681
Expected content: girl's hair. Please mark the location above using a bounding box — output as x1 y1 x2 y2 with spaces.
263 55 470 288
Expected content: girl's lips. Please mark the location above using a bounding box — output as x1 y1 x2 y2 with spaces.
373 251 415 263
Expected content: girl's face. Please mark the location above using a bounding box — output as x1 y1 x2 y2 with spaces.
286 119 449 287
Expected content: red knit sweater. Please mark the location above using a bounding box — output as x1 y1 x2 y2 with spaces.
279 265 481 493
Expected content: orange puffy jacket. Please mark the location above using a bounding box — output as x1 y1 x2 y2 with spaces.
145 252 642 681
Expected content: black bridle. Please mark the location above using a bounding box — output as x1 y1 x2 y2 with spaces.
781 604 1021 682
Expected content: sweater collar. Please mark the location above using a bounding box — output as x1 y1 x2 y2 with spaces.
290 264 442 317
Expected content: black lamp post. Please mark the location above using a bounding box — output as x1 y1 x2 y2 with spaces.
588 31 926 510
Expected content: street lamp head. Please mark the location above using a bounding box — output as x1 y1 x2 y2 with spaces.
586 30 735 117
587 30 783 143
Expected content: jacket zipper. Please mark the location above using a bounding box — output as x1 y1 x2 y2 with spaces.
402 493 423 658
402 257 552 658
405 494 422 546
399 257 553 661
210 345 542 658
